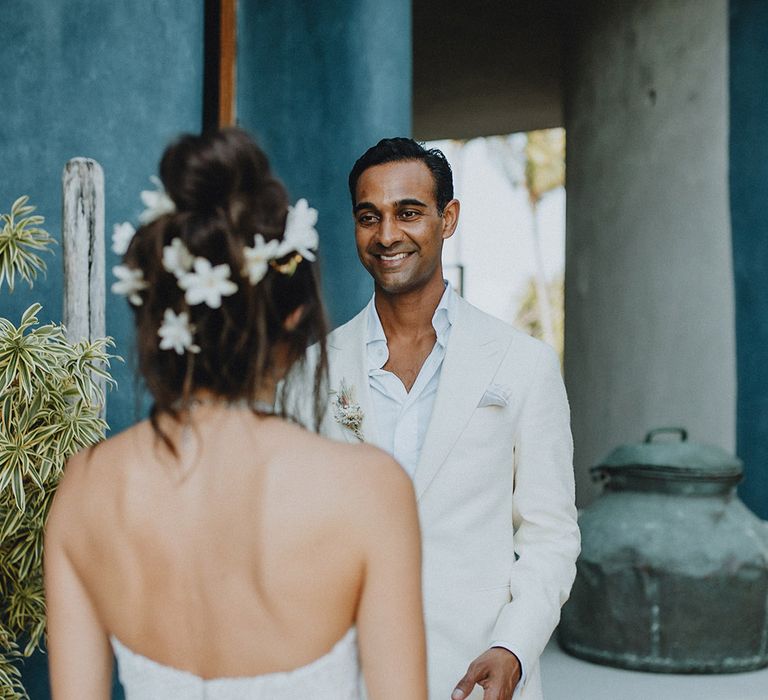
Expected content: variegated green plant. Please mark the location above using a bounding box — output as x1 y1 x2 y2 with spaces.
0 198 115 698
0 196 55 293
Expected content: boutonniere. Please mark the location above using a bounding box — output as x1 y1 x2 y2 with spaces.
331 379 364 441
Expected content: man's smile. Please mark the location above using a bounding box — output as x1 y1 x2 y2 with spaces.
373 250 416 267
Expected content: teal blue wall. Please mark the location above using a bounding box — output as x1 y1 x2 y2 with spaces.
0 2 204 440
2 1 413 693
0 1 203 695
237 0 413 326
729 0 768 518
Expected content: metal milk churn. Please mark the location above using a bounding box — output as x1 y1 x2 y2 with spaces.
558 427 768 672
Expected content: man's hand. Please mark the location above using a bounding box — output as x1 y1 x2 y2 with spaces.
451 647 522 700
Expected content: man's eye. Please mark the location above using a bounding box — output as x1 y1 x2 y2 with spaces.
358 214 378 225
400 210 419 219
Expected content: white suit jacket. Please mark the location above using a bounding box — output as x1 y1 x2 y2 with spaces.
317 296 580 700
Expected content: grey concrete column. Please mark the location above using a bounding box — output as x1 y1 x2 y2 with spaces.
237 0 412 326
564 0 736 505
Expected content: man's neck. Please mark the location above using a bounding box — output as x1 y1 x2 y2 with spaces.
374 275 446 341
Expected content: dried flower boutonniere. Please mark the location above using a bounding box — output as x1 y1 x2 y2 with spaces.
331 380 364 441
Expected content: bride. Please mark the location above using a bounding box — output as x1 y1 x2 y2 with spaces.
44 128 427 699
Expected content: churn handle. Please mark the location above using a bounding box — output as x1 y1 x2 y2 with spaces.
645 427 688 443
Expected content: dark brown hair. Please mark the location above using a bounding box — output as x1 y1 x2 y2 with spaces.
348 137 454 214
122 128 328 441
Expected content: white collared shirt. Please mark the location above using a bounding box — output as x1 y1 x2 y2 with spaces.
366 283 527 696
365 283 456 476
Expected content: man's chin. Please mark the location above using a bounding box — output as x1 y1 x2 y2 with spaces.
374 274 425 296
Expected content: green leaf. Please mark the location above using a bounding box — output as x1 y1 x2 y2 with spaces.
10 195 30 213
18 304 41 329
9 469 25 512
0 508 25 541
0 198 121 697
0 197 53 293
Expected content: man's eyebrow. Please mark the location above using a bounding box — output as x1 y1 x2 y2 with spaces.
353 201 378 214
353 198 429 213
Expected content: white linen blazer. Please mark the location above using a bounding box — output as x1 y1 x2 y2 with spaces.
317 296 580 700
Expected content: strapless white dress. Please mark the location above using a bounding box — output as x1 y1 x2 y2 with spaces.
110 627 362 699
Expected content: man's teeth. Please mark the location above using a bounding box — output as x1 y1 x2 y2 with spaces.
380 252 409 261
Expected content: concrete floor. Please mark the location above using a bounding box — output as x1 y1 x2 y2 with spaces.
540 640 768 700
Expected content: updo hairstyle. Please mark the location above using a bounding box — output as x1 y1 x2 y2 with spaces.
123 128 328 434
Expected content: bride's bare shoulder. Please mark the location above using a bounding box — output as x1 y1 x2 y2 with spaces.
48 421 152 514
290 429 421 548
280 422 415 509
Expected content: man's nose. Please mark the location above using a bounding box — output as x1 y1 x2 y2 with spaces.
376 214 402 247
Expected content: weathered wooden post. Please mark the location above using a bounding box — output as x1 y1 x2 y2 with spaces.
62 158 106 414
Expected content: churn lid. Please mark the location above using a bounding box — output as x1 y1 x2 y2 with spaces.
593 427 743 486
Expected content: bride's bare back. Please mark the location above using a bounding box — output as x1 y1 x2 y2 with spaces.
45 128 426 699
44 407 425 698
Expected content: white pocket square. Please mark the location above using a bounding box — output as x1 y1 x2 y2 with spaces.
478 383 511 408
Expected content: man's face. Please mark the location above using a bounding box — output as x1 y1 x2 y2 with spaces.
353 160 458 296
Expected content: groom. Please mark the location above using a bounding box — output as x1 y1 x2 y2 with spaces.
322 138 579 700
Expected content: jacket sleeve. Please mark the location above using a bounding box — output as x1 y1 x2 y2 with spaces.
489 343 580 682
278 342 323 431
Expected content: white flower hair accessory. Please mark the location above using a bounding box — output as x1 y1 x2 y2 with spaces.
111 265 149 306
112 222 136 255
178 258 238 309
243 234 281 285
268 198 320 276
163 238 194 278
158 309 200 355
277 198 319 261
139 175 176 224
112 179 320 355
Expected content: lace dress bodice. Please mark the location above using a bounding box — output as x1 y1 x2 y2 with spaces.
110 627 362 699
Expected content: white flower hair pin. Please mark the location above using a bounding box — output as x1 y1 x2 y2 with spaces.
111 175 174 255
278 198 319 261
111 179 320 356
331 380 364 441
243 234 281 284
158 309 200 355
112 222 136 255
244 198 320 282
162 237 195 278
178 258 238 309
139 175 176 224
111 265 148 306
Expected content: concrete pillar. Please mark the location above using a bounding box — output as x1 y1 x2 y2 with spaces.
564 0 736 505
729 0 768 518
237 0 412 326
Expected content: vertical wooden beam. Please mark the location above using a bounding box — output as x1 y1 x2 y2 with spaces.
62 157 105 345
219 0 237 126
62 157 106 415
204 0 237 131
203 0 221 132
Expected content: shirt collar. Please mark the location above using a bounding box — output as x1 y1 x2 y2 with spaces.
366 282 456 352
432 282 455 349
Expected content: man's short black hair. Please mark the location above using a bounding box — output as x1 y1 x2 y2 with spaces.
348 137 454 214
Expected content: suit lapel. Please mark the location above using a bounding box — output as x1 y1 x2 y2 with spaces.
326 310 381 446
413 299 511 500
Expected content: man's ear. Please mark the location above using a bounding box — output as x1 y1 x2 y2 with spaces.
441 199 460 240
283 305 304 331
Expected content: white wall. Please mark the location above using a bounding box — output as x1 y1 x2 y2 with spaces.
564 0 736 504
